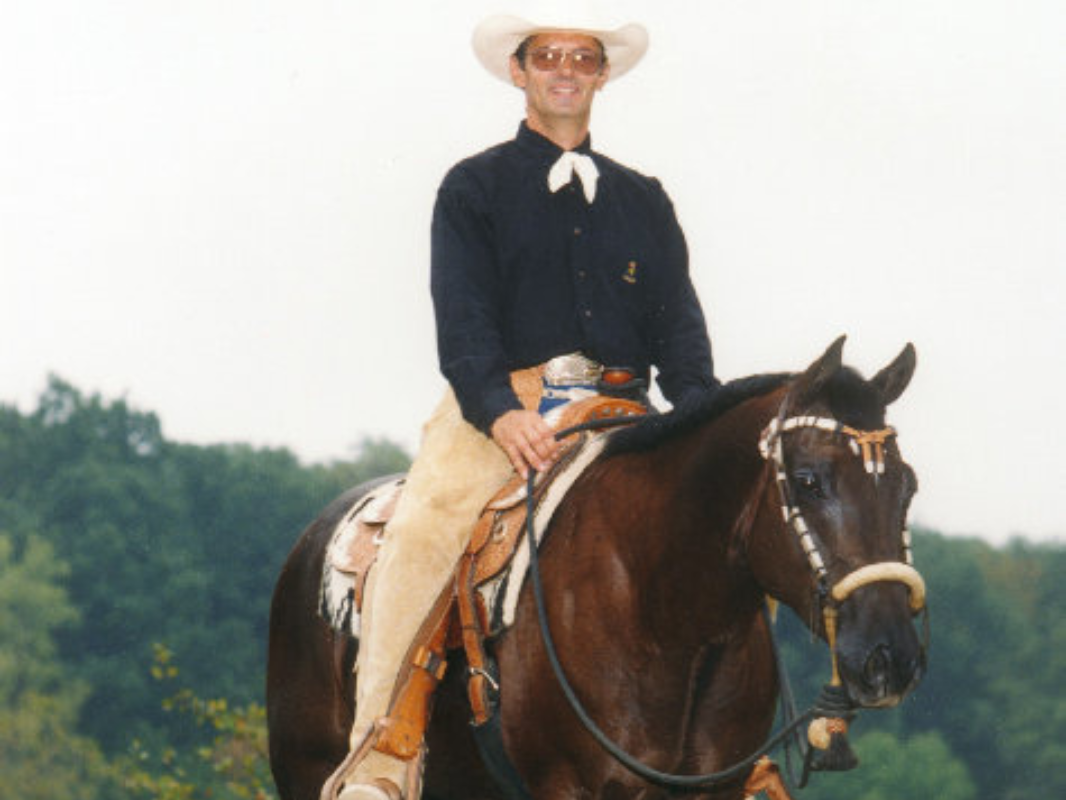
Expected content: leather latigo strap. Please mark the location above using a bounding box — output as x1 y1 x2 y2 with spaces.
458 552 496 725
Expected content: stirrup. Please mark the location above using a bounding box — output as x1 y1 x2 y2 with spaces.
320 721 426 800
338 778 402 800
320 722 383 800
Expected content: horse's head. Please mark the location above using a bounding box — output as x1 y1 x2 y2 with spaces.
749 336 925 709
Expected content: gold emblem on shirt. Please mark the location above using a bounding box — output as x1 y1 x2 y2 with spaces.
623 260 638 284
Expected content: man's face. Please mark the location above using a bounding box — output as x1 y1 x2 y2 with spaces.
509 33 610 130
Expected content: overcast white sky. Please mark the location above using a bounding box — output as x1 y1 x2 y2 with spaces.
2 0 1064 545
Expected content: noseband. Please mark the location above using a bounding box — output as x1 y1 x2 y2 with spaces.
757 410 927 688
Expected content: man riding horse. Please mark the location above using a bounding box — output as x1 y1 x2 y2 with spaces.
330 5 720 800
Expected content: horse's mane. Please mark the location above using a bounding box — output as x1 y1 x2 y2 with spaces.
605 373 793 456
606 365 890 457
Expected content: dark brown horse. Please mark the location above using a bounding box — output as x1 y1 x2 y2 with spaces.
267 338 926 800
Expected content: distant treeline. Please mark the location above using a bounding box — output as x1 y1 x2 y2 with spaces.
0 377 1062 799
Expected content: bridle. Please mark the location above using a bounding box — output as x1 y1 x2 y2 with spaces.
757 407 927 691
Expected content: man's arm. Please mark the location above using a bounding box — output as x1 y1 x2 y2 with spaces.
431 175 522 433
431 173 559 475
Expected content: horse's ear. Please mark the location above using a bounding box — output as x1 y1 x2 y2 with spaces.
872 343 917 406
791 335 846 406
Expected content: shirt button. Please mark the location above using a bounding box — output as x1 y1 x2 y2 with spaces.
584 309 593 318
577 269 587 279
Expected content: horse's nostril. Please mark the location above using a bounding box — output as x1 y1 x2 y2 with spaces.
863 644 891 693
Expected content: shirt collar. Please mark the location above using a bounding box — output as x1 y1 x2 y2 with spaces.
515 121 593 159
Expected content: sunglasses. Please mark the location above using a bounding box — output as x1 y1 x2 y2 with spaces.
528 47 604 76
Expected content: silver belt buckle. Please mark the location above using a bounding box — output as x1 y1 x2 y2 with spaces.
544 352 603 386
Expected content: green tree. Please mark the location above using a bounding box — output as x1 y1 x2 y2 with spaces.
803 730 975 800
116 645 275 800
889 530 1026 798
317 435 412 489
0 377 412 754
0 534 115 799
976 541 1066 800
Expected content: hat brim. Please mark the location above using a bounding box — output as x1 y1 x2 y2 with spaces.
472 14 649 84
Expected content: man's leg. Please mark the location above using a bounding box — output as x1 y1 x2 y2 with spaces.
337 388 518 799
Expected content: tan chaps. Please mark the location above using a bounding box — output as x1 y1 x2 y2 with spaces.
343 368 543 790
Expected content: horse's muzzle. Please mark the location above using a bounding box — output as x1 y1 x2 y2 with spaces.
834 576 926 708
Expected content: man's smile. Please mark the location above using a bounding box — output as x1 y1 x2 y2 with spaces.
548 83 580 99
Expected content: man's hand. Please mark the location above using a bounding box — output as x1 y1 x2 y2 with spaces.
491 409 560 479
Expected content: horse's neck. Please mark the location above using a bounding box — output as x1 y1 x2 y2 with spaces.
523 395 790 773
620 392 781 650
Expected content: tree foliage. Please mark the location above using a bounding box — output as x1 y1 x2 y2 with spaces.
0 534 116 799
803 730 975 800
0 377 404 752
116 645 275 800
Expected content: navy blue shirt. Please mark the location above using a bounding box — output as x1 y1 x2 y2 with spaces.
432 122 718 433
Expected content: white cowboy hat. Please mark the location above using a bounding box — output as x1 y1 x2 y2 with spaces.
472 1 650 84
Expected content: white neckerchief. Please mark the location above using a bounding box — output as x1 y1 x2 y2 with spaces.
548 151 599 203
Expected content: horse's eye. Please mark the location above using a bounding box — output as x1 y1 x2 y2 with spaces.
793 469 826 500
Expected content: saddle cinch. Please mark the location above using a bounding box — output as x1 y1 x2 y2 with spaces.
323 395 647 762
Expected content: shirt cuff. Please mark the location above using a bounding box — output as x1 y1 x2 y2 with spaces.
464 384 524 436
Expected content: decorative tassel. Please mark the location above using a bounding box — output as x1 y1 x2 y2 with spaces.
805 683 859 774
806 716 859 772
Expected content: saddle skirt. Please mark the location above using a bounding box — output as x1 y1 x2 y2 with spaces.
319 396 645 640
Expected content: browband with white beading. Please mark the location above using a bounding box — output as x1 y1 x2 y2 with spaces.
758 415 915 587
